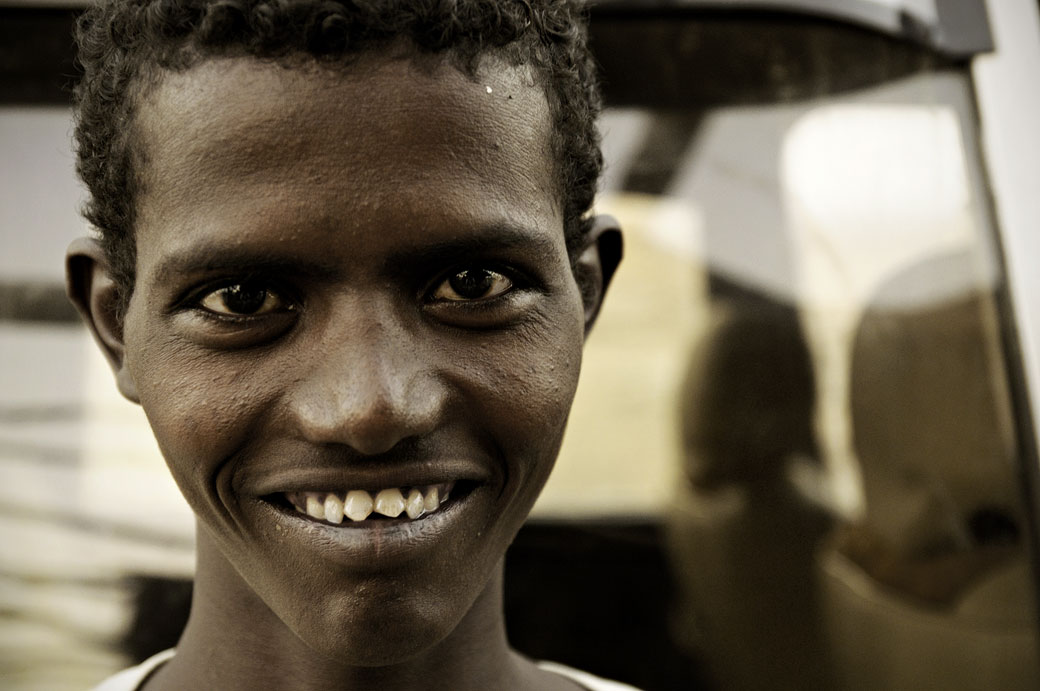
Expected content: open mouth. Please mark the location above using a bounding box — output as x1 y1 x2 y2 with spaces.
272 481 474 527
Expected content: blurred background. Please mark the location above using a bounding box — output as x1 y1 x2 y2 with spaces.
3 0 1040 689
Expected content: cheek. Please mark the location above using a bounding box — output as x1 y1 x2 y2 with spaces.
124 327 267 489
475 311 585 481
515 346 582 438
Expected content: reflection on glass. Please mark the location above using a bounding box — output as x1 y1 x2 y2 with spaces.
826 251 1036 690
557 63 1039 689
669 293 834 691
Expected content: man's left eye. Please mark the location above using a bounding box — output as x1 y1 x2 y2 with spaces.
198 282 290 316
432 268 513 302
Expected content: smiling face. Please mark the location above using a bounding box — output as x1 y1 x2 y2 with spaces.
97 53 596 665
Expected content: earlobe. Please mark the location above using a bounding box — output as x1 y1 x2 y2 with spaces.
575 214 623 335
65 237 140 403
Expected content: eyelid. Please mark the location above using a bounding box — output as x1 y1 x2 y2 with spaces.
431 269 514 302
424 262 536 300
179 277 297 319
200 286 289 317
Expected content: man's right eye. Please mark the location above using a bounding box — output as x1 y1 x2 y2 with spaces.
197 282 293 317
431 268 514 302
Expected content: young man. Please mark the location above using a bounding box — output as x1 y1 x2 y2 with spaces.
67 1 626 689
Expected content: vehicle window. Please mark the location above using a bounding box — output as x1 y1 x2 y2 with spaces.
540 9 1040 690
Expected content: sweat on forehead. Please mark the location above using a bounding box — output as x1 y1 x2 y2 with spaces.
72 0 603 299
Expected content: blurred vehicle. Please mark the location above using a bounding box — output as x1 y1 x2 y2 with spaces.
2 1 1039 689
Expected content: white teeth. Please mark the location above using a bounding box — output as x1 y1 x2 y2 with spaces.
344 490 374 521
287 482 457 524
374 488 406 518
306 495 325 520
405 489 425 519
324 494 344 524
424 486 440 512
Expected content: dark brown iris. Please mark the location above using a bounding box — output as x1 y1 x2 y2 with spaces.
448 269 495 299
219 283 269 314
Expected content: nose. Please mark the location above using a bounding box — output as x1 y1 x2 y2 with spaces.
287 305 447 455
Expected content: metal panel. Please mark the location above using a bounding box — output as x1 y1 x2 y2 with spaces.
593 0 993 56
972 0 1040 584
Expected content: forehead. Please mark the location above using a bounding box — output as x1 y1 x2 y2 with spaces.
132 53 559 252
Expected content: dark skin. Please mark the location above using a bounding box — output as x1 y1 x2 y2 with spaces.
67 50 620 691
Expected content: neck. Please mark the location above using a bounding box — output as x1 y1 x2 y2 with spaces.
145 524 530 691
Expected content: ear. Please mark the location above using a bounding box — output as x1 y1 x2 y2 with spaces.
66 237 140 403
574 214 622 335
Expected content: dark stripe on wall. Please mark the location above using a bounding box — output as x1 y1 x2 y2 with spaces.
0 281 79 323
0 7 80 105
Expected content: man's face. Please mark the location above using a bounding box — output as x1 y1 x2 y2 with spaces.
119 54 587 661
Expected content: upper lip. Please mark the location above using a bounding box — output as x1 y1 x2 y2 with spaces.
242 459 493 497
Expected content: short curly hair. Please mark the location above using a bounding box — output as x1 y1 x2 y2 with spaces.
73 0 603 300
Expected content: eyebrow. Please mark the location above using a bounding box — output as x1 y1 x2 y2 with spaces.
388 223 561 269
151 222 561 283
153 248 342 285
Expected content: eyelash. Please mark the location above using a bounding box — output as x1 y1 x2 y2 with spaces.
426 266 522 304
178 263 533 327
182 279 297 323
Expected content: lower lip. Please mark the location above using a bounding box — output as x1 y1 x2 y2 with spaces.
252 487 482 569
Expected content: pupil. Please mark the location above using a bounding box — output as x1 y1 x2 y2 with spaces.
449 269 493 299
222 284 268 314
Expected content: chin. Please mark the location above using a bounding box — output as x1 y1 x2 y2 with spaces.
267 571 483 667
305 603 461 666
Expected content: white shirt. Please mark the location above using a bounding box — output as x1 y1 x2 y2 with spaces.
93 649 643 690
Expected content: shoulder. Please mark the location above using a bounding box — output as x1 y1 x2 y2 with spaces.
92 649 175 691
537 661 645 691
